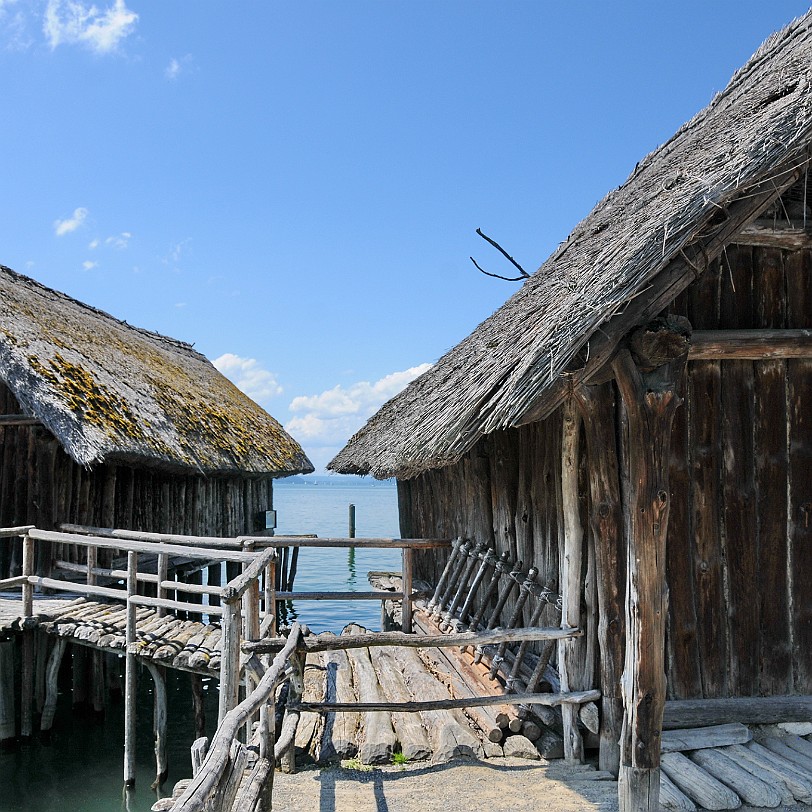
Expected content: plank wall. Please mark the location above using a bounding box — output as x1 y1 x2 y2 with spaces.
0 382 274 579
399 244 812 699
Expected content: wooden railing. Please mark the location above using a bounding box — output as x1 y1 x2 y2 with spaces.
235 535 452 633
0 525 278 787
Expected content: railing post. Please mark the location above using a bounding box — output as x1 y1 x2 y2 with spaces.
86 544 97 587
124 550 138 786
401 546 414 633
244 574 261 738
157 552 168 618
218 598 241 725
265 559 277 637
20 532 35 739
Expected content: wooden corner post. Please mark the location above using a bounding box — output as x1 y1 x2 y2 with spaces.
611 318 689 812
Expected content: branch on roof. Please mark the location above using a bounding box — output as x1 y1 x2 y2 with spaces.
470 228 531 281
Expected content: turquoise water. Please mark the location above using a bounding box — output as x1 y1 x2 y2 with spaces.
0 476 400 811
273 476 401 632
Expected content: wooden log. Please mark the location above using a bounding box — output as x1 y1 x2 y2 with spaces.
783 732 812 760
191 736 209 777
612 334 688 812
144 662 169 787
232 756 271 812
575 381 625 776
368 645 431 760
663 695 812 728
690 748 781 808
212 739 250 812
389 644 483 763
343 627 397 764
744 741 812 803
762 736 812 773
720 745 796 806
661 724 752 753
560 398 585 763
40 638 67 732
0 639 14 743
413 626 503 743
295 650 325 763
218 599 241 724
660 751 741 811
659 769 697 811
124 550 138 786
318 633 359 761
191 674 206 741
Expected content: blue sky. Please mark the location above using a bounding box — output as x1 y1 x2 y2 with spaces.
1 1 809 472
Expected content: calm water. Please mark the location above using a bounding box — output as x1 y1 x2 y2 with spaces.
0 476 400 812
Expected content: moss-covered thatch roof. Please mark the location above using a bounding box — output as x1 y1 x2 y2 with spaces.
331 11 812 480
0 265 313 477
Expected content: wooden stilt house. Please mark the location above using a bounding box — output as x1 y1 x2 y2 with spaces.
331 14 812 812
0 264 313 579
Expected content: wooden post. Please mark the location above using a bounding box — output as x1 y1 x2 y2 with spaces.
0 639 15 744
40 638 67 732
157 552 168 618
402 546 414 633
218 598 241 724
348 503 356 538
244 577 261 734
144 662 168 786
20 533 34 738
265 559 277 636
611 319 689 812
124 550 138 786
575 381 625 776
191 674 206 741
559 397 585 762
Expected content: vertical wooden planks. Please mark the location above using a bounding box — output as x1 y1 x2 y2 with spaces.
688 260 727 698
719 245 758 696
753 246 792 694
785 248 812 691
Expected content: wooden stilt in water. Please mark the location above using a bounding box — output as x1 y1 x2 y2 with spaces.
34 631 48 714
20 532 34 739
41 638 67 732
91 650 105 716
124 550 138 786
612 320 689 812
0 639 15 744
72 643 88 710
191 674 206 740
145 662 169 787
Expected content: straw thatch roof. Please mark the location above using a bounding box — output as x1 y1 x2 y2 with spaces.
0 265 313 477
331 12 812 480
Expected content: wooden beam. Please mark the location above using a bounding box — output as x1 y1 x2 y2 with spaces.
663 695 812 728
574 382 625 776
690 329 812 359
612 328 688 812
732 220 812 250
0 415 41 426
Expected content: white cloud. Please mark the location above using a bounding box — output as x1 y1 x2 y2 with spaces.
213 353 283 404
286 363 430 473
88 237 99 249
105 231 131 249
44 0 137 54
82 260 97 270
0 4 32 52
165 57 180 80
54 206 88 236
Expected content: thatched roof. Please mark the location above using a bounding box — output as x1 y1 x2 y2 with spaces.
0 265 313 477
331 12 812 480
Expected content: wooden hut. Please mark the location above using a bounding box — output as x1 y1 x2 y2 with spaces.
0 263 313 579
331 14 812 812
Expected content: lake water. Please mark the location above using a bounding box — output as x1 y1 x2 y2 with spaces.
0 476 400 812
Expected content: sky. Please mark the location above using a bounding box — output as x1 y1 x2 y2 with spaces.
1 1 810 473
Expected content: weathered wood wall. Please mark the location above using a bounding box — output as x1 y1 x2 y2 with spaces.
0 382 274 579
398 244 812 700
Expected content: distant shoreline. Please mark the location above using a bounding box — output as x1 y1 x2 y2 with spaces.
277 474 395 487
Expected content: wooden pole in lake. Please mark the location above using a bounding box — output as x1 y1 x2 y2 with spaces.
20 532 34 739
0 639 14 744
124 550 138 786
348 504 356 539
611 319 689 812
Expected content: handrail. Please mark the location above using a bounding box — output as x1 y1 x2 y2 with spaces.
60 523 247 549
238 535 451 549
28 529 255 562
170 623 303 812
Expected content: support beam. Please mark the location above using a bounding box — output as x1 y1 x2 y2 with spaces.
612 320 689 812
559 398 585 763
574 381 625 776
690 328 812 360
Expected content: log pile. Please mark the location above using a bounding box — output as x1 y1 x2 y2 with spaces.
654 723 812 810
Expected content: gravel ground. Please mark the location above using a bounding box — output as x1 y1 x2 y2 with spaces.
271 757 620 812
270 757 811 812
